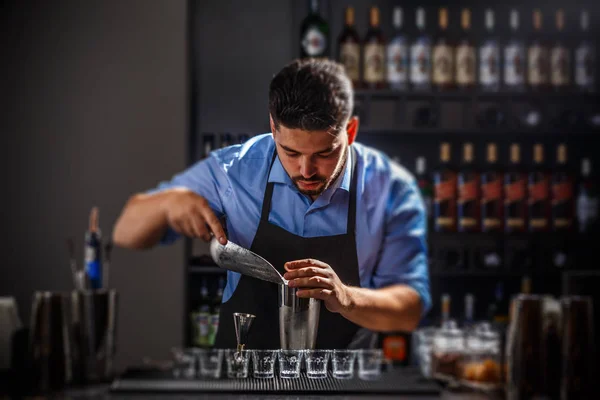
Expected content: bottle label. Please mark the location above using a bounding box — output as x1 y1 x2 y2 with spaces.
301 26 326 56
480 42 500 85
410 40 431 84
435 179 456 201
504 45 525 85
459 180 478 202
340 42 360 81
433 44 453 84
456 44 476 85
575 45 595 87
364 43 385 83
552 182 573 204
482 179 503 203
387 39 409 84
529 180 549 202
551 46 570 86
577 195 599 230
528 45 549 85
505 180 526 202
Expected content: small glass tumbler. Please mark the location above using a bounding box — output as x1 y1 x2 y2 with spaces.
226 349 249 378
305 349 331 379
278 349 303 379
197 348 223 379
171 347 196 379
332 349 357 379
251 350 277 378
358 349 383 380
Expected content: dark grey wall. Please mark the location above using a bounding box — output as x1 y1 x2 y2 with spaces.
1 0 187 371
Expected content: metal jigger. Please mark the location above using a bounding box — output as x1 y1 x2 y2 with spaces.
233 312 255 353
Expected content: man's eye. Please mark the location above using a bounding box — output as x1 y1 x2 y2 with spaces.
286 152 300 158
317 152 333 158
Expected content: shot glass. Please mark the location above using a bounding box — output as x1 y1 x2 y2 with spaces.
171 347 196 379
197 348 223 379
332 349 357 379
225 349 250 378
304 349 331 379
278 349 303 379
251 350 277 378
358 349 383 380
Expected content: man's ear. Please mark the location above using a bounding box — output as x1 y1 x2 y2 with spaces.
269 115 277 136
346 116 359 145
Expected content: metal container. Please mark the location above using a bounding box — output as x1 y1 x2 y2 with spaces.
278 284 320 350
70 289 118 384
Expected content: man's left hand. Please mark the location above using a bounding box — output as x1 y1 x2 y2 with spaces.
283 259 353 314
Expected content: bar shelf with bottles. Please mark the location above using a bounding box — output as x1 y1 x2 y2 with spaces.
295 1 599 133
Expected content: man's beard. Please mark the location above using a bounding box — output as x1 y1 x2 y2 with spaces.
291 147 348 197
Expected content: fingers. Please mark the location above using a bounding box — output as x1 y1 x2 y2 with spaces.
296 288 333 300
285 259 329 271
189 209 211 241
288 276 332 289
201 207 227 244
283 267 329 281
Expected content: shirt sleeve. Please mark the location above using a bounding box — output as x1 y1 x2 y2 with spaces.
371 176 432 316
147 154 232 245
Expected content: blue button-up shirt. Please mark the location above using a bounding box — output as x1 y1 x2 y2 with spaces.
152 134 431 314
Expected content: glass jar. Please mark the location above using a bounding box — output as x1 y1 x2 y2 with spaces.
460 322 502 386
431 320 465 381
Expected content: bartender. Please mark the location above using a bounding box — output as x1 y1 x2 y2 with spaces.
113 58 431 349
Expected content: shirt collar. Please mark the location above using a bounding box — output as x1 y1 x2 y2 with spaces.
267 146 353 194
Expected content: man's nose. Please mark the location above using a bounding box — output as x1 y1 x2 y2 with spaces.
300 156 316 178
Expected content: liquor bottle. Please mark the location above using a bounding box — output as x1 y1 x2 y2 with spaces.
577 158 599 232
504 10 526 91
488 282 508 330
363 6 386 89
441 293 451 326
575 10 596 92
528 9 550 91
550 9 570 91
220 133 233 148
432 8 454 90
84 207 103 289
458 143 480 232
463 293 475 329
434 142 457 232
528 144 551 232
505 144 527 233
192 279 211 347
338 6 361 88
203 133 215 158
455 8 476 90
480 9 500 91
481 143 504 232
410 7 432 91
387 7 409 90
300 0 329 59
416 156 433 227
208 277 225 347
551 144 574 231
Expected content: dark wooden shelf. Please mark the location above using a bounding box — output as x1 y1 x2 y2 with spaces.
355 89 600 102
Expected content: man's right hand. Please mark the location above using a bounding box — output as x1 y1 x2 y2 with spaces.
163 189 227 244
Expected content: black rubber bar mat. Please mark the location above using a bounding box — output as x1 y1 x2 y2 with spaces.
110 367 440 394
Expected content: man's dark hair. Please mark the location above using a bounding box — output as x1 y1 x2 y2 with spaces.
269 58 354 134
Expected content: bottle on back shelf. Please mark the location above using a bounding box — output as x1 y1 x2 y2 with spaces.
504 9 526 91
528 144 551 232
441 293 451 326
481 143 504 232
528 9 550 91
84 206 103 290
458 143 480 232
432 8 454 90
550 9 570 91
192 279 211 347
338 6 361 88
387 7 408 90
363 6 386 89
434 143 457 232
480 9 500 91
575 10 595 92
410 7 432 91
551 144 574 231
488 282 508 330
577 158 599 233
208 277 225 347
463 293 475 329
300 0 329 59
505 144 528 233
455 8 476 90
416 156 433 227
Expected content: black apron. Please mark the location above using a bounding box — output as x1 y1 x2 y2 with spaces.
215 146 372 349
